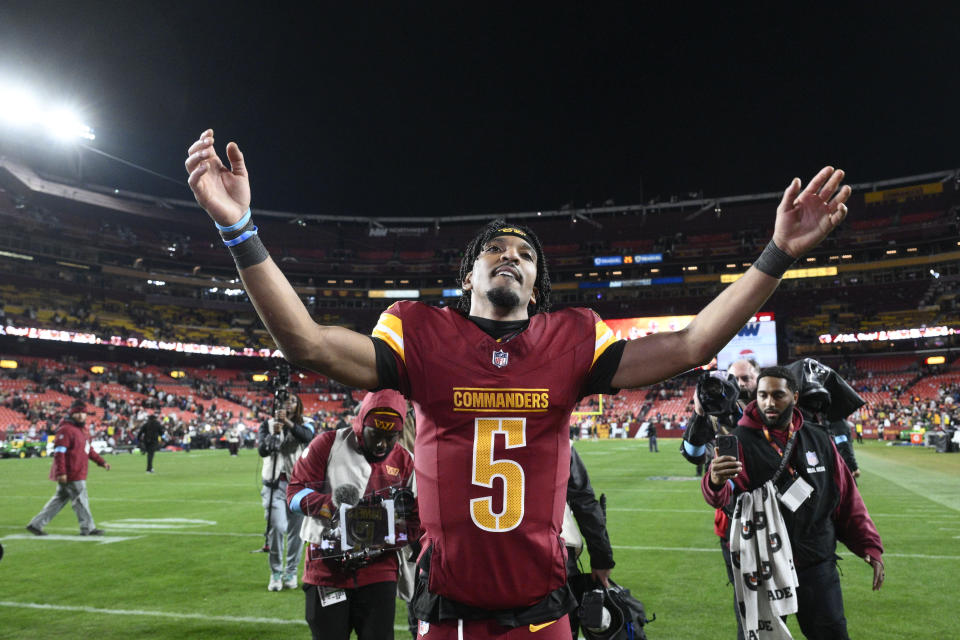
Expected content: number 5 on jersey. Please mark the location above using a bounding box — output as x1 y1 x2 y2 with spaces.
470 417 526 532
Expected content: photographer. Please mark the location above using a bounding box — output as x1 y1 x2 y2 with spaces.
562 445 615 639
680 357 758 640
785 358 866 478
287 389 416 640
258 391 315 591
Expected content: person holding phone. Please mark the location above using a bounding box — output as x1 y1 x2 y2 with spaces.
704 367 884 640
682 357 758 640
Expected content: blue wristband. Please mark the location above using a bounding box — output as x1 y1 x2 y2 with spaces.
223 226 258 247
215 208 251 233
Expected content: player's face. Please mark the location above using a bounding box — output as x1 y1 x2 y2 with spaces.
361 426 400 461
756 377 798 429
729 360 759 401
463 235 538 317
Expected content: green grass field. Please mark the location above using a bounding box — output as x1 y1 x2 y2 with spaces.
2 438 958 639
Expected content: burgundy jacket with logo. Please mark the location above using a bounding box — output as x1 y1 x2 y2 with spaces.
49 418 107 482
288 389 416 588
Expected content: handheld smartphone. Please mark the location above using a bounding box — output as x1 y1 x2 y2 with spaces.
716 434 739 460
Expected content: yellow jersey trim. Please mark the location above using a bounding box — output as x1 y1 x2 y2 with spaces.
372 312 404 363
592 319 617 367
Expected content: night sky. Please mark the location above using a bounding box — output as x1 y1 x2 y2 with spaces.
0 2 957 218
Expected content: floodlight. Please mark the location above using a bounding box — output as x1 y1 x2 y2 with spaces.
0 81 95 140
0 87 39 125
45 108 95 141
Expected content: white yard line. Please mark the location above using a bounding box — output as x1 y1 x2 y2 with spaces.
0 600 305 625
0 600 409 631
612 544 960 560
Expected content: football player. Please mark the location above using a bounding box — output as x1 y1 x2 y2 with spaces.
186 129 850 639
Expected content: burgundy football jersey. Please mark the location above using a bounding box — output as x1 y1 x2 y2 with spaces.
373 301 616 610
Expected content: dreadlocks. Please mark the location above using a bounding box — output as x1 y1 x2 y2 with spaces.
457 218 552 316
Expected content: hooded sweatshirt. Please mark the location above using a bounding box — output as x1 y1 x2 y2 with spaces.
702 401 882 569
49 418 107 482
287 389 417 587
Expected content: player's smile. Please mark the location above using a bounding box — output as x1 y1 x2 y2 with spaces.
462 234 539 319
492 264 522 283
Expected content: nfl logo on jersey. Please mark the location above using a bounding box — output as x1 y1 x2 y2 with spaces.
805 451 819 466
492 349 509 368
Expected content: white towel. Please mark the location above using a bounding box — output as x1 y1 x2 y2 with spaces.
729 480 800 639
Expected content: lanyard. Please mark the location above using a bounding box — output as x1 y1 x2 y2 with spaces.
762 423 799 483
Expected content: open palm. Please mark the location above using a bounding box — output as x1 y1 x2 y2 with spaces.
772 166 851 258
184 129 251 227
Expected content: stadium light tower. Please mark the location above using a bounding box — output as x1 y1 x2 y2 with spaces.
0 82 96 141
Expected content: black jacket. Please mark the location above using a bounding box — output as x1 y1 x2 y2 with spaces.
800 409 860 474
256 416 315 458
568 447 615 570
827 418 859 473
680 401 744 465
138 416 164 451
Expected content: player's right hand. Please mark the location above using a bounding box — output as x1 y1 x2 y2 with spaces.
185 128 251 228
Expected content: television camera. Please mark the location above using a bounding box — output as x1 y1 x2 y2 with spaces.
695 370 741 417
263 363 293 454
312 484 418 572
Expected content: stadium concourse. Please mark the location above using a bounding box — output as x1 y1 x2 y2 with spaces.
2 158 960 452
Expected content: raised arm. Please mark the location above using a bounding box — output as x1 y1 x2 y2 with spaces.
184 130 378 389
611 167 850 389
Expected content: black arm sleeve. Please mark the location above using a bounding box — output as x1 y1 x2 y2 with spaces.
289 421 315 446
580 340 627 398
682 412 718 450
371 336 402 392
568 447 615 570
829 419 859 472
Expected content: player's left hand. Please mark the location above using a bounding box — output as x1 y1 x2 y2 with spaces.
772 166 851 258
867 554 884 591
591 568 612 588
103 463 111 471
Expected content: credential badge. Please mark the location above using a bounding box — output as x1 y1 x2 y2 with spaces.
492 349 509 368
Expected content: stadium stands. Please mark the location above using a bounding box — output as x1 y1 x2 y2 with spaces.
3 156 960 450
